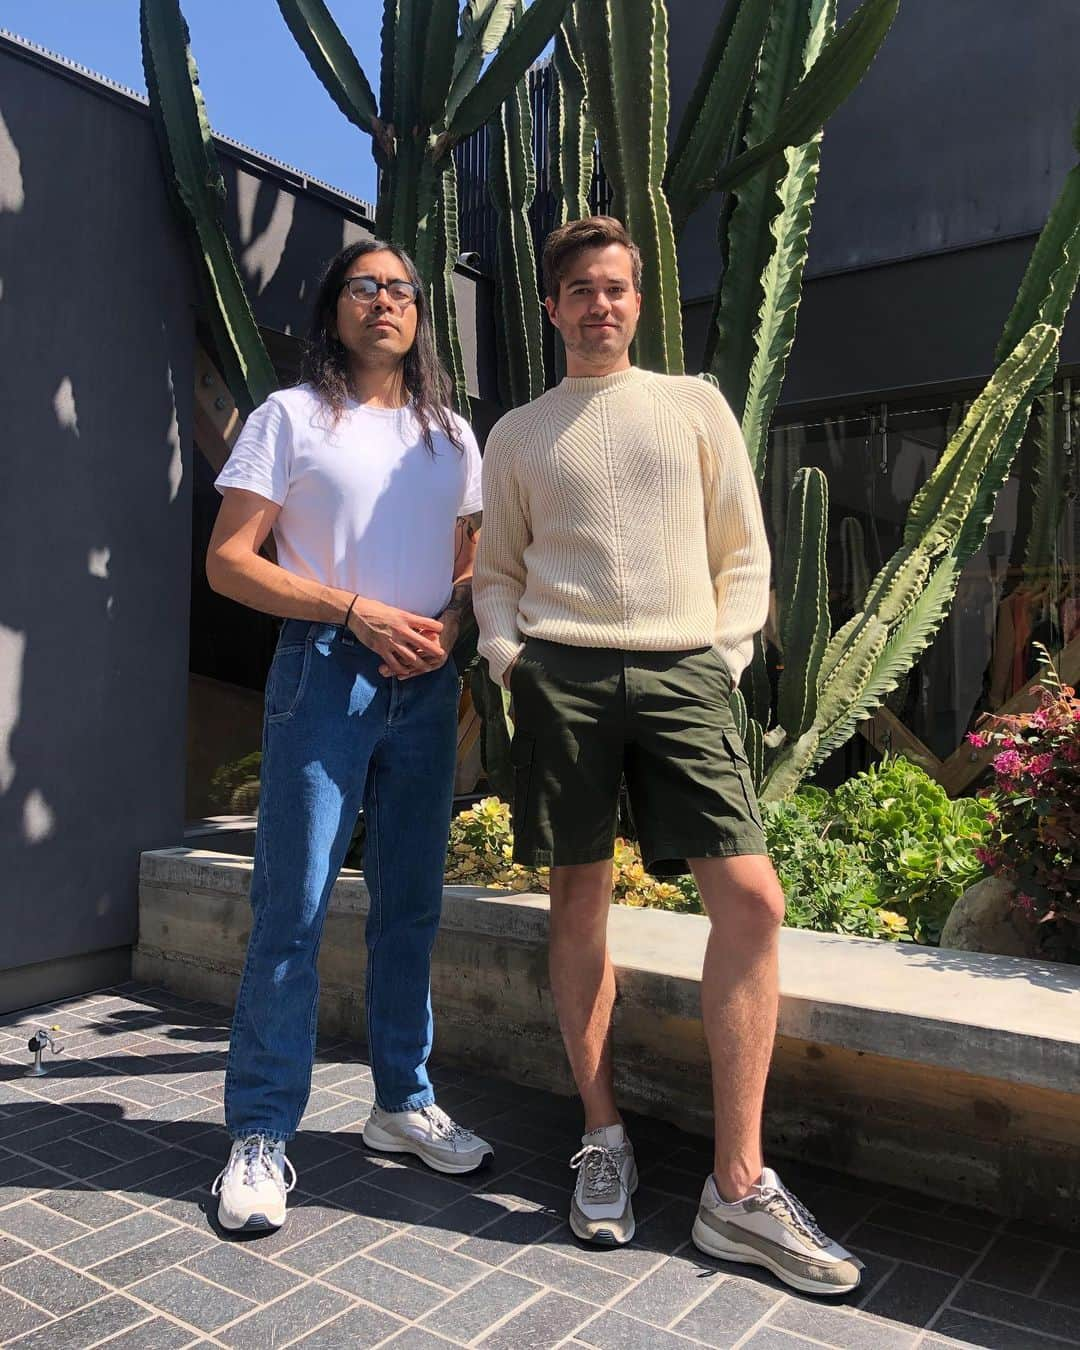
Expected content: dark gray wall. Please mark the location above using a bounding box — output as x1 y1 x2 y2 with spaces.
670 0 1080 299
669 0 1080 399
0 46 195 1008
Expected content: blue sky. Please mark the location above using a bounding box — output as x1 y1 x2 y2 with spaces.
1 0 383 202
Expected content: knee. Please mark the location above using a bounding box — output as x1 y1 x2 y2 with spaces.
721 879 786 938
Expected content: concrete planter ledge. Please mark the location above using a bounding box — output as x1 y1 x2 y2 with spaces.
137 848 1080 1228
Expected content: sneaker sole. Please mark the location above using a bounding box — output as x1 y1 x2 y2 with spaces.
569 1167 639 1246
217 1206 284 1234
691 1217 860 1295
362 1121 494 1175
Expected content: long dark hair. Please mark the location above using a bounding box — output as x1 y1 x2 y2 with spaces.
302 239 463 452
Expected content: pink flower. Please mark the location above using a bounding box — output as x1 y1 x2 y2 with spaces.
1000 737 1016 750
993 749 1022 777
966 732 988 749
975 847 998 869
1028 753 1056 777
1015 892 1037 912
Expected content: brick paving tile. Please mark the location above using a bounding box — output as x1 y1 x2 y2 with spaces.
477 1289 596 1350
0 1290 51 1340
577 1309 708 1350
670 1276 783 1347
215 1281 357 1349
419 1269 541 1341
3 984 1078 1350
951 1280 1080 1343
128 1265 256 1332
967 1232 1063 1296
0 1254 111 1316
322 1252 448 1318
276 1214 395 1275
4 1293 149 1349
289 1299 407 1348
931 1308 1080 1348
608 1253 723 1326
54 1211 180 1269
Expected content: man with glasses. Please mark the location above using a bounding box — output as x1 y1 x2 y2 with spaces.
206 240 493 1234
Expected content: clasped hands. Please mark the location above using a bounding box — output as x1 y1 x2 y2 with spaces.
348 599 457 680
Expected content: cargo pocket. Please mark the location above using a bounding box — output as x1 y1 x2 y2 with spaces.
510 734 535 839
265 642 312 723
722 729 764 830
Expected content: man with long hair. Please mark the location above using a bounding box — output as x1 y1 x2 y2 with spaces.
207 239 493 1234
475 217 861 1294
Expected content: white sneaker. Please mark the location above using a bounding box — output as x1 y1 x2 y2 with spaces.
569 1123 638 1246
692 1169 863 1295
363 1103 494 1174
212 1135 296 1233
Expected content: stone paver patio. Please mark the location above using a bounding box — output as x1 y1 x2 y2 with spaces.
0 985 1076 1349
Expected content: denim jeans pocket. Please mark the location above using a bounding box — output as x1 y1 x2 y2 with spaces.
266 642 312 723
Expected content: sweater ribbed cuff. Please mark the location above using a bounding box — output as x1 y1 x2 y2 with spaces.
481 637 525 689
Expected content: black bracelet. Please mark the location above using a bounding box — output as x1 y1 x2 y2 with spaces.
343 593 359 633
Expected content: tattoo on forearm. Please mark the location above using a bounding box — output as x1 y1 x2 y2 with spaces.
443 581 473 619
455 510 482 555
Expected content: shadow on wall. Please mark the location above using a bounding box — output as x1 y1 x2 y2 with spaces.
0 62 194 981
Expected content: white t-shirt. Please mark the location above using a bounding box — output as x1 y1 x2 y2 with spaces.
215 384 483 618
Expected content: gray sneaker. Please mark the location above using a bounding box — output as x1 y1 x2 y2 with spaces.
362 1103 494 1174
569 1123 638 1246
692 1169 863 1295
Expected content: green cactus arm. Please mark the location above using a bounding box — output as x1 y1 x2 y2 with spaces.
995 161 1080 363
706 0 813 416
549 23 593 226
957 133 1080 560
664 0 774 233
742 631 773 729
380 0 397 135
141 0 277 417
811 555 960 769
445 0 572 147
739 0 834 476
573 0 683 373
390 0 419 142
489 46 546 407
776 466 830 739
431 160 470 414
713 0 899 195
729 686 749 741
275 0 380 135
448 0 517 121
760 614 887 801
743 716 765 792
839 516 870 613
904 324 1060 550
1022 393 1066 587
418 0 465 128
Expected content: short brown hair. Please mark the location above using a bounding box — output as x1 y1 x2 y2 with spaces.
541 216 642 300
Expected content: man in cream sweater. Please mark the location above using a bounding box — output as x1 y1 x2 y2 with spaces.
475 217 860 1295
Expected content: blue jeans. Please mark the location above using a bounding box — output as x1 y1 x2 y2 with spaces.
224 620 459 1140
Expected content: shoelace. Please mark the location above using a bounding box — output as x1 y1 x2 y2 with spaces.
570 1144 625 1200
211 1135 297 1196
757 1180 828 1246
419 1105 473 1144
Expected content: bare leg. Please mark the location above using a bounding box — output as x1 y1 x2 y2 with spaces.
690 854 785 1200
547 859 620 1131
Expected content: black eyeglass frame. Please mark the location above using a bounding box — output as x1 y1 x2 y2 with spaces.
339 276 420 306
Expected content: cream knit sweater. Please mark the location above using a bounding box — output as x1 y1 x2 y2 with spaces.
474 367 771 687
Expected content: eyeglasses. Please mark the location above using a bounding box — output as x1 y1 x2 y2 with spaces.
340 276 419 306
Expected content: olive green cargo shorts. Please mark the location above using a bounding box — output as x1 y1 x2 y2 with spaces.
508 638 767 876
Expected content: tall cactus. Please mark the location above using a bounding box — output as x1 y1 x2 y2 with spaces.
274 0 570 408
140 0 278 416
488 6 546 407
776 467 829 739
549 18 593 227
